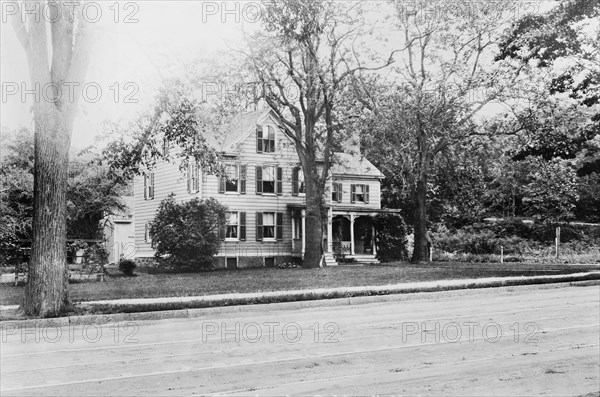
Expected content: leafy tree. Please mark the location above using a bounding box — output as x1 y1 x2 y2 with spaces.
357 0 522 262
242 0 394 268
149 195 227 271
497 0 600 175
10 1 95 317
95 83 224 184
1 128 129 264
373 214 408 262
521 158 579 223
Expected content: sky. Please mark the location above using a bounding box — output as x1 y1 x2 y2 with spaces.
1 0 559 151
1 1 256 150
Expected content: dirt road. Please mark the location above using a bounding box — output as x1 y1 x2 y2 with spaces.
2 284 599 396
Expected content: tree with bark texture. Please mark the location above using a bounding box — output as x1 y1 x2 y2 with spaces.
355 0 524 262
244 0 393 268
10 1 94 317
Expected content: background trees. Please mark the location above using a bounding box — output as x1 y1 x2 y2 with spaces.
0 128 130 264
355 0 522 261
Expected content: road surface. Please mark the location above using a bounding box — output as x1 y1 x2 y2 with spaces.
2 284 599 396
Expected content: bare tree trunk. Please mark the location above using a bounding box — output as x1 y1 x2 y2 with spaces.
11 2 93 317
24 111 71 316
411 177 429 263
302 164 324 268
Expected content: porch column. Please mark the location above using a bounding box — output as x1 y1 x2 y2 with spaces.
301 209 306 258
372 224 377 255
327 208 333 253
291 216 296 251
350 214 355 255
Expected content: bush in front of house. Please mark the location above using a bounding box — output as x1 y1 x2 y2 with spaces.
150 195 227 271
373 213 409 262
118 259 137 276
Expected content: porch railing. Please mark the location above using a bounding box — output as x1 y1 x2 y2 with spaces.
332 241 352 255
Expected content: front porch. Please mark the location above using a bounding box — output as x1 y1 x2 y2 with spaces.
289 205 401 258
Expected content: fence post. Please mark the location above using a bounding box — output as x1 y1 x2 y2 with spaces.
555 226 561 259
500 246 504 264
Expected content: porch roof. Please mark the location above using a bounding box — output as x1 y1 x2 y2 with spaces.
287 204 401 214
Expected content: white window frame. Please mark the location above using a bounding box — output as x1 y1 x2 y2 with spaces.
262 166 276 195
262 212 276 241
225 211 239 241
225 164 239 193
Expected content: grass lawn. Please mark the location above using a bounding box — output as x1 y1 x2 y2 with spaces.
1 262 598 306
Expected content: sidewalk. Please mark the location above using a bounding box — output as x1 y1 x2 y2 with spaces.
2 271 598 325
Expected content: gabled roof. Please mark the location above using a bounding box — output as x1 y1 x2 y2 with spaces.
211 108 276 152
206 109 384 179
330 152 384 178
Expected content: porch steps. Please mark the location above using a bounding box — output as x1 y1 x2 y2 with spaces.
322 253 338 267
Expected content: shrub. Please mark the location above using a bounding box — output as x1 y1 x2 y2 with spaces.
118 259 137 276
373 213 409 262
150 195 227 271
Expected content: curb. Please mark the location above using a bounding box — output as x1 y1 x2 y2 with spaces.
2 272 599 328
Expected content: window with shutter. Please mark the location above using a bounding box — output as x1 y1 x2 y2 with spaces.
351 184 366 203
188 163 199 194
226 212 238 239
145 173 155 200
350 184 356 203
262 166 275 194
262 212 275 239
332 182 342 203
225 164 238 192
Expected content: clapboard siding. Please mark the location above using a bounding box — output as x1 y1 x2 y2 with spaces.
134 157 196 258
134 113 382 259
329 177 382 209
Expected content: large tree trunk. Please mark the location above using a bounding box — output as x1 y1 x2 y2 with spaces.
303 167 324 268
12 2 93 317
24 109 72 317
411 177 429 263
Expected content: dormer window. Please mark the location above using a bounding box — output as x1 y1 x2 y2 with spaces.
257 125 275 153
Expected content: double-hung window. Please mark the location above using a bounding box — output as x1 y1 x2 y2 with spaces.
256 212 283 241
187 163 199 194
219 164 246 194
144 173 154 200
292 166 305 195
332 182 342 203
225 164 238 192
350 184 370 203
256 165 282 195
256 125 275 153
220 211 246 241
